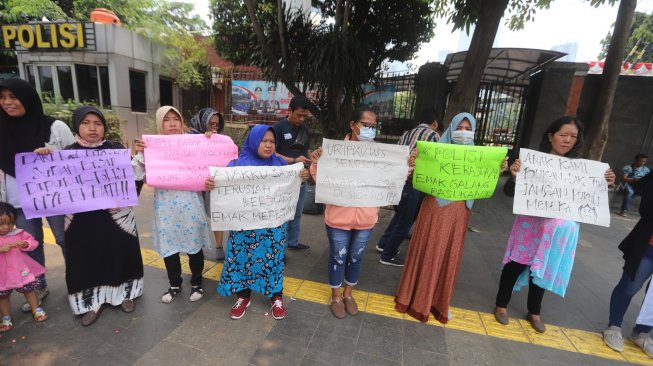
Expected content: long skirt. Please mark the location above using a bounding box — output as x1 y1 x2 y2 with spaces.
395 197 470 323
65 208 144 315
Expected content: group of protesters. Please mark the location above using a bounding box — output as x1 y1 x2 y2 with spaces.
1 77 653 359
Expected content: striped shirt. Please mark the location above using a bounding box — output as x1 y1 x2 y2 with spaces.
398 123 440 149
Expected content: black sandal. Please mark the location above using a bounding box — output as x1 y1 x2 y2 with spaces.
189 286 204 302
161 287 181 304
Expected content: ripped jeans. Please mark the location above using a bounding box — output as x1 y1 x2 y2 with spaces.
326 225 373 288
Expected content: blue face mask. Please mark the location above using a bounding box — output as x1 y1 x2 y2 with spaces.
358 127 376 142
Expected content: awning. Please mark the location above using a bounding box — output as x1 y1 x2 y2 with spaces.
443 48 567 84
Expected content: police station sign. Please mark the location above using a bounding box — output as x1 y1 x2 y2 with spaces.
1 22 92 50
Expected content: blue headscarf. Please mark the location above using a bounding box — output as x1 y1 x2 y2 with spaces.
229 124 287 167
436 112 477 209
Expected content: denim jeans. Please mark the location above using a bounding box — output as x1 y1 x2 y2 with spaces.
609 245 653 334
377 181 422 261
15 209 66 287
621 183 637 212
287 182 307 248
326 225 373 288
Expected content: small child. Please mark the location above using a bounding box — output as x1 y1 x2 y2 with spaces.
0 202 48 332
133 106 211 303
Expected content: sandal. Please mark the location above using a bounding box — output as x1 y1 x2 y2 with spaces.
189 286 204 302
0 316 12 333
161 287 181 304
33 307 49 322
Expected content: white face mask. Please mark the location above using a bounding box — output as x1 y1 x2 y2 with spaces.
357 127 376 142
451 130 474 145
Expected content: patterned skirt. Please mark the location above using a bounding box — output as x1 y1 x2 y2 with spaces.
217 225 286 297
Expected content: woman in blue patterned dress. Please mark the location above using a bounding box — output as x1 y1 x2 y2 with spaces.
133 106 211 304
205 125 308 320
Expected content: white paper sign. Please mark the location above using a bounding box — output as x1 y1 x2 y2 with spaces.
636 288 653 327
315 138 410 207
208 163 303 230
513 148 610 227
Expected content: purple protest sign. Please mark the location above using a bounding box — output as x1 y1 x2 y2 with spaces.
14 149 139 219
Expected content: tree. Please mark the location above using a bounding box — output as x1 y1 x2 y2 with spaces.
212 0 437 136
599 11 653 63
583 0 637 159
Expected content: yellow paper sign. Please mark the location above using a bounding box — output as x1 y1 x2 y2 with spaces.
413 141 507 201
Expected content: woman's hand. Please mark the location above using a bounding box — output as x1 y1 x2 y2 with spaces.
408 148 418 168
107 208 120 214
300 169 310 182
204 131 214 139
33 147 53 155
509 159 521 178
310 147 323 162
14 240 28 249
605 168 616 188
133 139 146 153
500 156 509 173
205 176 216 191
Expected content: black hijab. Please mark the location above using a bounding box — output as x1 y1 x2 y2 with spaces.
0 78 56 176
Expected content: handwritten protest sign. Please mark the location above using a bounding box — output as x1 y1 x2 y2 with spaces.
15 150 138 219
143 134 238 191
513 148 610 227
315 139 409 207
636 287 653 327
208 163 303 231
412 141 507 201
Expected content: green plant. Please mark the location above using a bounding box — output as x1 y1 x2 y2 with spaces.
42 99 124 142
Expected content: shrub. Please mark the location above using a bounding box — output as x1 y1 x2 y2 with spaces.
42 99 123 142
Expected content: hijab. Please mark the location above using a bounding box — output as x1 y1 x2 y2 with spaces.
155 106 183 134
188 107 223 134
229 124 286 167
71 106 108 148
0 78 56 176
436 112 477 209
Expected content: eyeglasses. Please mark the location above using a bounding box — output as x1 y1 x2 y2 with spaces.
356 121 376 129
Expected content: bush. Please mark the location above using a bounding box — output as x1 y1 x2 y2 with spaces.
42 99 123 142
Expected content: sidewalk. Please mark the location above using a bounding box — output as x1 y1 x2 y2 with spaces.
0 182 650 365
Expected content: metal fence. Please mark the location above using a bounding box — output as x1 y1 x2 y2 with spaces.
473 82 528 149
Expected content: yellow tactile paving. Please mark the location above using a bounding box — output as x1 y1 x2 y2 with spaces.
366 293 404 319
517 320 577 352
294 280 331 304
562 328 628 362
41 227 653 364
43 228 56 244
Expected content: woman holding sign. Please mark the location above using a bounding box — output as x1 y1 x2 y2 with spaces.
62 106 144 326
494 116 615 333
395 112 483 324
0 78 75 313
188 107 229 261
206 124 309 320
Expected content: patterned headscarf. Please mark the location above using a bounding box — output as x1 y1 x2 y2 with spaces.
188 107 224 134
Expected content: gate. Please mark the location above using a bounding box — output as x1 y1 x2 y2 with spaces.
473 82 528 149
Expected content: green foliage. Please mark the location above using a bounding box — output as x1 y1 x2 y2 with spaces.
599 11 653 62
2 0 68 22
42 98 124 141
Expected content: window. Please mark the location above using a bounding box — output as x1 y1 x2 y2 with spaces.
75 64 100 104
37 66 54 100
129 70 146 112
159 78 173 106
98 66 111 107
56 66 74 101
24 65 36 87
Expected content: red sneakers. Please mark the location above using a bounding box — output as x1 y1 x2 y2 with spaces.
271 296 286 320
230 296 251 319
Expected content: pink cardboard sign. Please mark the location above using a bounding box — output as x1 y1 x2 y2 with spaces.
15 149 139 219
143 134 239 191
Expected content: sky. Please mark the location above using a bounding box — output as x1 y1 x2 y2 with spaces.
185 0 653 71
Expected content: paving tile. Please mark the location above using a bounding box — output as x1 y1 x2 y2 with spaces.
286 297 328 316
133 340 200 366
355 325 402 362
299 357 333 366
366 292 403 319
316 309 363 338
351 351 400 366
0 349 79 366
249 332 306 366
361 312 403 333
404 320 448 354
108 315 179 355
269 308 321 343
403 347 449 366
304 328 357 364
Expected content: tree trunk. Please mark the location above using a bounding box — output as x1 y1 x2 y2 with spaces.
582 0 636 160
442 0 509 127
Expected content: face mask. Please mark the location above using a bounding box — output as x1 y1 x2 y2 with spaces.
357 127 376 142
451 130 474 145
